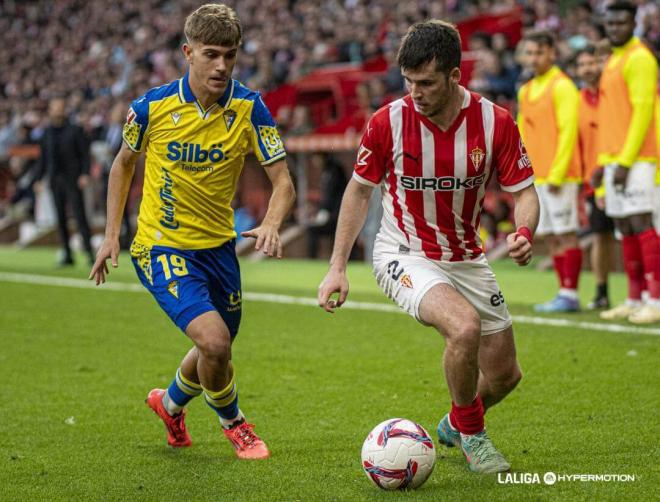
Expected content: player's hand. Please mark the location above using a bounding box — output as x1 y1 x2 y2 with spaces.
612 164 628 191
318 267 349 313
507 231 532 266
591 168 604 189
595 195 606 210
89 237 120 285
241 224 282 258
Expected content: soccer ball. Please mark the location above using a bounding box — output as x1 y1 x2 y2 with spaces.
361 418 436 490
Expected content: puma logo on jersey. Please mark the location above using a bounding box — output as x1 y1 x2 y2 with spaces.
357 145 372 166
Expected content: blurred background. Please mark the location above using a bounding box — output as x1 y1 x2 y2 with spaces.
0 0 658 263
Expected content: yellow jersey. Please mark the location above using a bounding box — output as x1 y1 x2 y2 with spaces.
123 74 286 250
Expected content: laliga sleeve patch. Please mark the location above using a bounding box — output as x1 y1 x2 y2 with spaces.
258 125 285 158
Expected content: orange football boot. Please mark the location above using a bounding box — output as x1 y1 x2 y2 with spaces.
146 388 192 448
223 420 270 459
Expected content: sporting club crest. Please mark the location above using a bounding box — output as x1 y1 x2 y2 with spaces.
400 273 413 289
171 112 181 126
469 147 484 171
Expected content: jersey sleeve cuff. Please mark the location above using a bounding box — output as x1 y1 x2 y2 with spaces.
352 172 379 187
500 175 535 193
261 152 287 166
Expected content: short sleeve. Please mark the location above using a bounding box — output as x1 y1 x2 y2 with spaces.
352 112 388 186
250 94 286 165
122 96 150 152
494 112 535 192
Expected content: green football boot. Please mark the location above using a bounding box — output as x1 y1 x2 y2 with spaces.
460 430 511 474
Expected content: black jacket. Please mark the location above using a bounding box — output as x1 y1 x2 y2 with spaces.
37 120 90 182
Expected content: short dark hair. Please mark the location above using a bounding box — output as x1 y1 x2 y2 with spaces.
397 20 462 75
524 30 555 48
574 44 596 60
606 1 637 17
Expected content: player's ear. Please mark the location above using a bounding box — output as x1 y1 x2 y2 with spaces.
448 67 461 85
182 43 193 64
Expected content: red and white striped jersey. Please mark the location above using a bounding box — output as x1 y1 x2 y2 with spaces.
353 89 534 261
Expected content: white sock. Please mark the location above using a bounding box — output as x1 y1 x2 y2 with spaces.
625 298 643 308
647 298 660 309
641 290 650 304
219 409 245 429
162 392 184 416
447 415 458 431
559 288 578 299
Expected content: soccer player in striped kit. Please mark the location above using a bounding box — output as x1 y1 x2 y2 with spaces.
518 31 583 313
595 1 659 324
318 20 539 474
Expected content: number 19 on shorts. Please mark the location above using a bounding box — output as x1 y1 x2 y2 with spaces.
157 254 189 279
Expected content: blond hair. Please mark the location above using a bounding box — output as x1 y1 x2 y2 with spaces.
184 3 242 47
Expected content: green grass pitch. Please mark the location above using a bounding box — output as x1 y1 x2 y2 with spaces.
0 246 658 500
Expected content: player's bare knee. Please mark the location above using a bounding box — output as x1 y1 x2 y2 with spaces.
197 331 232 363
446 318 481 349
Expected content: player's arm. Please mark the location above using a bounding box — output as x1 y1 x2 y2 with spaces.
547 79 580 187
241 159 295 258
616 50 658 167
317 178 373 313
507 184 540 266
89 141 140 284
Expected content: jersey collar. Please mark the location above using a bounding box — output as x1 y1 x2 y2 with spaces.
612 36 640 55
178 73 235 109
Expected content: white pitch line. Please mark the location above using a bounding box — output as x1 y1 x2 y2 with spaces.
1 271 659 336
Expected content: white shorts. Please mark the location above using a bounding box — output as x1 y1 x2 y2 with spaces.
372 249 512 336
536 182 579 236
604 162 657 218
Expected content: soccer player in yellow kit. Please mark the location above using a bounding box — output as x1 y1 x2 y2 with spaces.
595 1 659 324
518 31 582 313
89 4 295 458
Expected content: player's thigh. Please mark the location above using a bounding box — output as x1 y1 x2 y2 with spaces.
535 184 553 236
205 241 242 339
131 245 217 333
447 255 512 336
478 325 519 381
372 252 455 324
417 283 481 341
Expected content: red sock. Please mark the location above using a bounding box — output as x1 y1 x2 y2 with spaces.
622 234 645 301
450 395 484 435
563 247 583 290
638 229 660 300
552 254 565 288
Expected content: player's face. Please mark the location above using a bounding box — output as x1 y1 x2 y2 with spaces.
183 41 238 98
524 41 555 76
402 61 460 118
576 52 600 87
605 10 635 47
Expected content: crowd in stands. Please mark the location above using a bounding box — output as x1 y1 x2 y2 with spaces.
0 0 658 246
